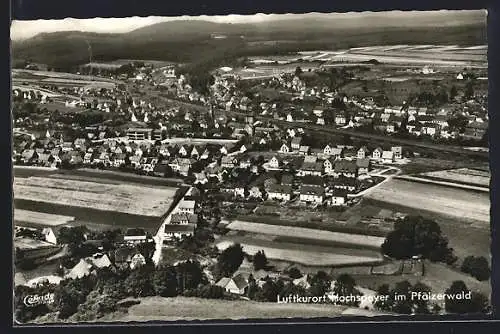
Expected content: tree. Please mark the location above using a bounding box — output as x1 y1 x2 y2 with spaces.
123 265 155 298
253 250 268 270
412 282 432 314
153 265 178 297
247 274 258 299
450 85 458 101
381 215 455 263
217 243 245 277
445 281 488 314
288 267 302 279
391 280 413 314
295 66 303 77
374 284 393 312
136 241 156 264
465 82 475 99
57 226 88 251
461 256 491 281
332 273 362 307
256 279 280 302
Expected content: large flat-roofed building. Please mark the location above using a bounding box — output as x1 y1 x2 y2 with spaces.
127 128 153 141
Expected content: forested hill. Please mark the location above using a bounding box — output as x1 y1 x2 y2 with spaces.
11 11 487 69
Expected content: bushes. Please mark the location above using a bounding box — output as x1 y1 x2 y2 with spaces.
461 256 490 281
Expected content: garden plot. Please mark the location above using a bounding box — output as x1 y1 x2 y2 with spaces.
14 176 177 217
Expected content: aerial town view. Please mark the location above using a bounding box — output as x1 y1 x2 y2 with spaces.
11 9 490 324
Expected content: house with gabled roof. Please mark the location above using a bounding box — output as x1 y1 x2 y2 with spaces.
356 158 370 175
299 185 324 204
334 160 358 178
357 146 370 159
382 151 394 164
280 143 291 154
216 273 249 295
372 147 383 160
267 184 292 202
291 137 302 150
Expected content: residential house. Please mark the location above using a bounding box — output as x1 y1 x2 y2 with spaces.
381 151 394 164
268 156 281 169
279 143 291 154
372 147 383 160
83 152 94 165
162 223 195 242
298 161 323 177
421 124 441 137
299 145 310 155
216 273 249 295
194 172 209 185
299 185 324 204
328 191 348 206
464 122 488 139
178 145 189 157
323 158 335 175
21 149 37 164
221 156 237 168
356 158 370 175
177 200 196 214
357 146 369 159
267 184 292 201
334 160 358 178
141 157 158 173
65 253 113 280
129 155 141 168
291 137 302 151
391 146 403 160
335 113 347 126
249 186 263 199
123 228 148 245
112 153 126 168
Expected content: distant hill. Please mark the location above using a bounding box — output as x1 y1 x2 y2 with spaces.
11 12 487 70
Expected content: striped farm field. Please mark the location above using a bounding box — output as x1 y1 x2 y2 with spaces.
419 168 490 187
216 240 383 267
225 220 386 248
14 209 75 226
365 179 490 223
14 176 178 217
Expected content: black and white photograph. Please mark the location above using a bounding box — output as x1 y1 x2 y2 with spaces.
10 8 491 324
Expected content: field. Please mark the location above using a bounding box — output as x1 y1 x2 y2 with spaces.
14 176 178 217
351 261 491 298
419 168 490 187
94 296 357 321
14 209 75 226
365 179 490 224
225 221 385 248
216 236 383 267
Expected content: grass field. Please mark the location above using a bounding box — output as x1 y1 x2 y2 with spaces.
14 209 75 226
226 221 385 248
351 260 491 298
419 168 490 187
216 239 383 267
97 296 353 321
365 179 490 223
14 176 178 217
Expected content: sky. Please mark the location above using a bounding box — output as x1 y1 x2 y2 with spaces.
10 10 486 41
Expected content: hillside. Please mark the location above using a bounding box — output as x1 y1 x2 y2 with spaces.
11 13 487 69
